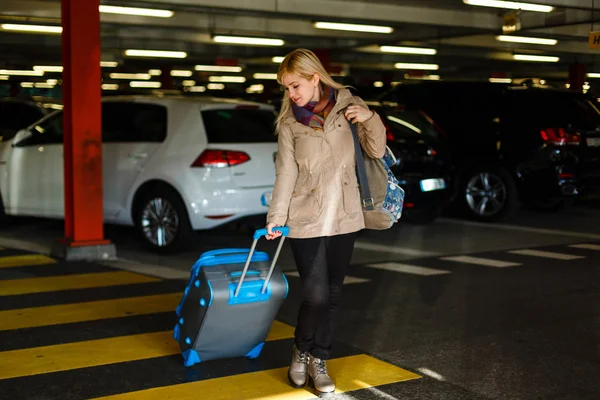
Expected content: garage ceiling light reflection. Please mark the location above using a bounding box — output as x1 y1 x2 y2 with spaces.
395 63 439 70
381 46 437 55
213 36 284 46
195 65 243 72
463 0 554 12
0 24 62 34
209 76 246 83
130 81 161 88
125 49 187 58
313 22 393 34
99 5 174 18
513 54 559 62
110 73 151 80
496 35 557 45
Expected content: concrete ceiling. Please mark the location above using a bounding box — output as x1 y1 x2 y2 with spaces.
1 0 600 89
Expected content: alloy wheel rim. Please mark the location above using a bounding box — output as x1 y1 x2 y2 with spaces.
141 197 179 247
465 172 507 216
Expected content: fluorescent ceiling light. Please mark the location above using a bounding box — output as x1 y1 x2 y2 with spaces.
102 84 119 90
587 73 600 78
513 54 559 62
213 36 284 46
101 61 118 68
34 66 63 73
182 80 196 86
0 69 44 76
20 82 34 88
0 75 8 80
110 73 151 80
189 86 207 92
130 81 161 88
253 73 278 80
195 65 243 72
247 84 265 93
0 24 62 34
496 35 557 45
313 21 393 34
46 79 59 85
125 49 187 58
463 0 554 13
489 77 513 83
99 5 174 18
171 70 192 77
380 45 437 55
395 63 439 70
148 69 162 76
207 83 225 90
272 57 285 63
209 76 246 83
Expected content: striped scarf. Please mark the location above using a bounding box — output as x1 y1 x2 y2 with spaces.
292 86 336 131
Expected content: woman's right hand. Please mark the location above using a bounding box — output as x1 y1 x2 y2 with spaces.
265 223 283 240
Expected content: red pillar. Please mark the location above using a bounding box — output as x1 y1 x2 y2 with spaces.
568 63 585 92
60 0 110 249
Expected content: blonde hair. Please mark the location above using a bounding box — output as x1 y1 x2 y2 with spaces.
275 48 347 134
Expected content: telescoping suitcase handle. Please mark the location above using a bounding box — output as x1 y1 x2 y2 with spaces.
234 226 290 297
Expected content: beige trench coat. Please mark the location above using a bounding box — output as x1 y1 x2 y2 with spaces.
266 88 387 239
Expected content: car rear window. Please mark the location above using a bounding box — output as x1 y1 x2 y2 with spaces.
504 91 600 131
377 108 443 140
201 108 277 143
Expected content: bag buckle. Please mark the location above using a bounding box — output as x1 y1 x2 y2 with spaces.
362 198 374 209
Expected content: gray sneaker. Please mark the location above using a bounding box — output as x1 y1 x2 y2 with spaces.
287 346 309 388
308 357 335 397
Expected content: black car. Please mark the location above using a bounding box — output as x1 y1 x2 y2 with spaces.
379 81 600 222
368 101 454 223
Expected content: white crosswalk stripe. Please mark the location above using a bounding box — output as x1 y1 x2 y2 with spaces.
568 243 600 251
284 271 370 284
508 249 584 260
365 262 451 276
440 255 521 268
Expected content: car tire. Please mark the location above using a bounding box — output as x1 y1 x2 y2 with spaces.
133 185 194 253
458 166 519 222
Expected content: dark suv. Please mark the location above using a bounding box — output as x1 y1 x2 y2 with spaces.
379 82 600 222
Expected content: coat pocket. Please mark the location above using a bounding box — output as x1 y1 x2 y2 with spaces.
342 168 360 214
288 171 322 223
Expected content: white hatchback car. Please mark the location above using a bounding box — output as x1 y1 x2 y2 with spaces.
0 95 279 252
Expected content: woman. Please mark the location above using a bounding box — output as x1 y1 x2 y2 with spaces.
265 48 386 397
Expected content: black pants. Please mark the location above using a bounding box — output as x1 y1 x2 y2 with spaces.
288 232 357 360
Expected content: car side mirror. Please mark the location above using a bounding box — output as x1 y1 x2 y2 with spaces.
11 128 31 147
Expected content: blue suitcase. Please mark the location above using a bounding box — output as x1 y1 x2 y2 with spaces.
173 227 290 367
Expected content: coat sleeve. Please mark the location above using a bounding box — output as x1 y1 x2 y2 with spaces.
266 124 298 226
353 96 387 159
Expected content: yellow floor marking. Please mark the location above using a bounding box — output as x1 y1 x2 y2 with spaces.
0 293 183 331
92 354 421 400
0 271 160 296
0 321 295 380
0 254 56 269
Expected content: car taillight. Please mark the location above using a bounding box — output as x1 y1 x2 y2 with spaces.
540 128 581 146
191 149 251 168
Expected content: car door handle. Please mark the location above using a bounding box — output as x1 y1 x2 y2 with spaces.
128 152 148 159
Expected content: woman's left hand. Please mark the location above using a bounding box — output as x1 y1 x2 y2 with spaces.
345 105 374 124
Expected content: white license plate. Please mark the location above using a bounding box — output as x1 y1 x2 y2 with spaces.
420 178 446 192
587 137 600 147
261 192 272 206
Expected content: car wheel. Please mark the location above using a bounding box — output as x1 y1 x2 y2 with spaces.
460 167 519 222
134 186 193 253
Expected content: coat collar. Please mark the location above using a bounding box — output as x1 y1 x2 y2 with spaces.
282 88 354 128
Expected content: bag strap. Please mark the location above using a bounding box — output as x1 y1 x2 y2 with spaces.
348 120 375 211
